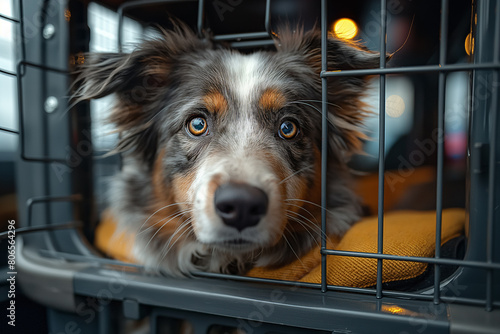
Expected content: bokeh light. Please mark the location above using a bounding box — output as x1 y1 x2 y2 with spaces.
386 95 406 118
332 18 358 40
465 32 474 56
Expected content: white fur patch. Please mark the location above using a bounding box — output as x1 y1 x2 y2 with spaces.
191 151 283 250
226 53 263 107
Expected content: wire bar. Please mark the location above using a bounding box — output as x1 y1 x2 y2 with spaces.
17 0 25 72
0 12 20 23
0 126 19 135
198 0 272 42
191 273 500 308
376 0 388 300
197 0 204 36
320 0 328 294
322 249 500 270
0 8 20 78
329 285 500 308
264 0 271 35
485 0 500 312
434 0 449 306
17 60 70 76
208 0 271 41
0 68 17 76
0 221 82 239
212 32 270 42
228 39 275 49
118 0 199 52
321 62 500 77
27 194 82 227
119 0 271 52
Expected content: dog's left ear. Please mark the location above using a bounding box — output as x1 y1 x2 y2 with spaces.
274 27 389 76
275 28 390 154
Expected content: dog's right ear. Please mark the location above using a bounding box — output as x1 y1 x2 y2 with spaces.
73 52 143 100
73 23 209 102
73 23 210 164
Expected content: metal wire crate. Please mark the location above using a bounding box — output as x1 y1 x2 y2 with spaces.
1 0 499 333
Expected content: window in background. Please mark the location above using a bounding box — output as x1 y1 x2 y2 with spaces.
444 72 468 160
87 3 146 213
87 2 143 151
0 0 18 223
357 76 415 171
0 0 18 155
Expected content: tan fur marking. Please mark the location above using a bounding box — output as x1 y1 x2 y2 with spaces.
203 174 224 219
149 149 191 240
203 91 228 115
285 148 322 233
259 88 286 111
172 172 195 205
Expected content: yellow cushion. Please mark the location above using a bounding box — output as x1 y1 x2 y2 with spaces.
96 209 465 287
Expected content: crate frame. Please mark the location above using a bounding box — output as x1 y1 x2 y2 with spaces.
1 0 499 333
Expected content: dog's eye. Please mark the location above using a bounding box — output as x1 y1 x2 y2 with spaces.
279 120 299 139
188 117 208 136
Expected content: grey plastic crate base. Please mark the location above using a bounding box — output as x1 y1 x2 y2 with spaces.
17 214 500 334
73 266 451 334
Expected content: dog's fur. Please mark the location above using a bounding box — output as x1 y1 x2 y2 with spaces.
75 24 381 276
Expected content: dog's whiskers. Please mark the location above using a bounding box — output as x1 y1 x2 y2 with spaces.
284 198 338 217
285 207 332 240
138 208 193 235
159 220 194 262
285 211 319 237
286 217 320 249
282 227 305 268
284 202 317 222
279 165 314 185
143 210 193 250
138 201 192 233
285 211 325 248
155 222 193 271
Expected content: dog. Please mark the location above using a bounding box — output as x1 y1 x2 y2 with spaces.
74 23 382 277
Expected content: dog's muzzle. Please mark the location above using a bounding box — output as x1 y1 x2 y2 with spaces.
214 182 268 231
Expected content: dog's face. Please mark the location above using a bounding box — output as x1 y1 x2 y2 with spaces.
76 24 382 275
158 51 323 254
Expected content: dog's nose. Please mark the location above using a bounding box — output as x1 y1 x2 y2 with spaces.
214 182 268 231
